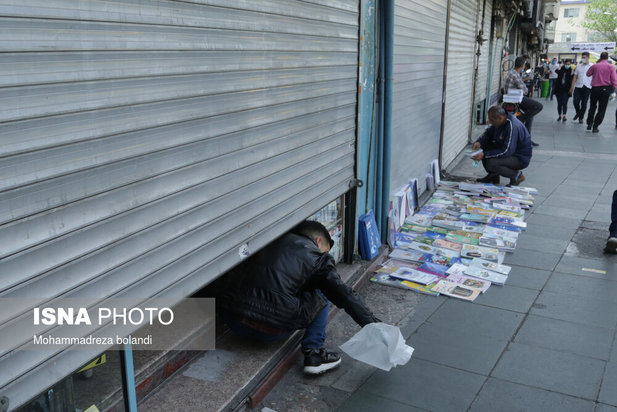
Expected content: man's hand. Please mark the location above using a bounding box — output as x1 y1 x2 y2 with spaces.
472 152 484 161
471 142 481 150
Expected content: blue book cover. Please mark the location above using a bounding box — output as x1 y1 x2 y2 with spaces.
358 210 382 260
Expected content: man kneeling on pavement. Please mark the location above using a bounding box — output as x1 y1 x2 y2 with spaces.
218 220 380 374
472 105 532 186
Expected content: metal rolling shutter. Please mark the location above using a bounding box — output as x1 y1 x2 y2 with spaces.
390 0 448 195
475 0 493 103
441 0 479 168
490 37 505 105
0 0 360 407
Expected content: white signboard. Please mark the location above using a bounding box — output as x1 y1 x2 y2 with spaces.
570 42 616 52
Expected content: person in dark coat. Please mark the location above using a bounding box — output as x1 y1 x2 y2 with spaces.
472 105 533 186
554 59 575 122
218 220 380 374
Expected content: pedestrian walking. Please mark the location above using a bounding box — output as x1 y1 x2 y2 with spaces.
547 57 559 100
555 59 574 122
571 52 592 124
586 52 617 133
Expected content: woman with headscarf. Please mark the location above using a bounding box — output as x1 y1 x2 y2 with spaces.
554 59 575 122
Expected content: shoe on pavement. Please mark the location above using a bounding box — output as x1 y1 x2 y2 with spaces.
579 119 584 124
593 128 599 133
476 174 500 184
508 172 525 187
303 348 342 374
573 114 579 121
587 124 592 130
531 141 539 147
562 117 567 122
557 116 562 121
604 237 617 254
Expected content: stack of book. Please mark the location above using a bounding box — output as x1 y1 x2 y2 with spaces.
371 180 537 302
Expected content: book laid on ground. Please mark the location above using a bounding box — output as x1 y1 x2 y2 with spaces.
417 253 460 266
404 214 433 227
370 273 440 296
431 279 481 302
489 216 527 229
401 223 429 233
463 265 508 285
460 213 492 224
470 258 512 275
445 272 491 293
409 241 441 255
479 235 516 252
446 231 481 245
389 267 441 285
483 226 519 240
389 248 425 262
417 261 449 277
460 244 500 262
433 238 463 252
393 232 418 249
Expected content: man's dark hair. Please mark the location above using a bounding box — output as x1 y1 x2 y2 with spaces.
600 52 609 60
293 220 334 248
582 52 590 57
488 105 507 118
564 59 572 64
514 57 525 69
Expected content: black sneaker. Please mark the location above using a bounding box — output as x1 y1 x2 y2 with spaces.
508 172 525 187
587 124 592 131
593 128 599 133
303 348 342 374
476 174 500 184
573 114 579 121
604 237 617 254
579 119 584 124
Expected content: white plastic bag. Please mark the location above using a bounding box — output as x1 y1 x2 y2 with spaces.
339 322 414 371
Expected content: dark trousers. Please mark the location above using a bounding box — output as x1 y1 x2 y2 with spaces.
587 86 613 128
573 87 591 119
548 78 556 99
520 96 543 133
556 90 570 115
610 190 617 238
483 156 525 179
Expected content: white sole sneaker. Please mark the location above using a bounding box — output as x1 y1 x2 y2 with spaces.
303 358 342 375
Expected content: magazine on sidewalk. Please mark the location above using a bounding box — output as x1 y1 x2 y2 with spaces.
431 279 481 302
461 244 501 262
470 258 512 275
370 273 440 296
389 267 441 285
463 265 508 285
445 272 491 293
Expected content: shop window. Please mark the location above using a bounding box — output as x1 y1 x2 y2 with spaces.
15 351 125 412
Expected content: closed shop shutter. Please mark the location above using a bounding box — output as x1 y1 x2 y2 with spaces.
0 0 360 407
490 37 505 105
441 0 479 168
390 0 448 195
475 0 493 104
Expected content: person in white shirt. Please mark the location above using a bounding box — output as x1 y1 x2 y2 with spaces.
547 58 559 100
570 52 593 124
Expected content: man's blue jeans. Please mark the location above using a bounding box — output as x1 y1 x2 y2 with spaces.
610 190 617 238
223 291 329 350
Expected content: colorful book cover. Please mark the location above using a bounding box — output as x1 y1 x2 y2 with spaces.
463 265 507 285
418 253 457 266
446 263 468 277
409 241 441 255
414 235 435 246
401 223 428 233
417 261 449 277
358 210 382 260
433 238 463 252
404 214 433 227
446 232 481 246
445 272 491 293
389 267 441 285
460 244 500 262
459 213 491 223
370 273 439 296
466 206 497 216
470 258 512 275
388 248 425 262
431 279 481 302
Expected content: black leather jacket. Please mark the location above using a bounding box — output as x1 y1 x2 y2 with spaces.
219 233 378 330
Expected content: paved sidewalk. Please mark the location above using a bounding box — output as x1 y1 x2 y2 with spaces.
260 98 617 412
